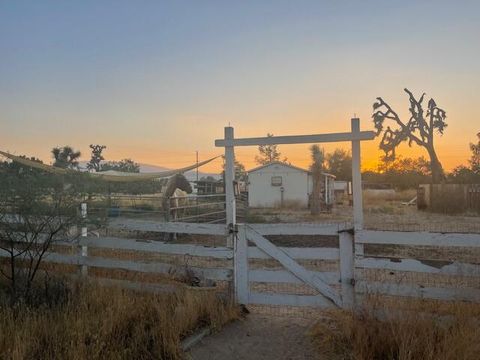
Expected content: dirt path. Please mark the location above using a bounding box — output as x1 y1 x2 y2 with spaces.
187 315 320 360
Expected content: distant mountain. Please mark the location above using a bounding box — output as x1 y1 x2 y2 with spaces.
78 161 221 181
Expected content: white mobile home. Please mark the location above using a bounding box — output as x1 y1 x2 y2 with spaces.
247 162 335 208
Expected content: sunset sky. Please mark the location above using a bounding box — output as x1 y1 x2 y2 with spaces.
1 1 479 173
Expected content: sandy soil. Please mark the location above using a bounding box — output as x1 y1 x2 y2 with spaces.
187 315 321 360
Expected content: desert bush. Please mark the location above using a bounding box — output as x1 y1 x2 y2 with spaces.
0 279 240 360
311 300 480 360
430 185 467 215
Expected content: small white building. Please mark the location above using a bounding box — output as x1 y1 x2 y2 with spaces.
247 162 335 208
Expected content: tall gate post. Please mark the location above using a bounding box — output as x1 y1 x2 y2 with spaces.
351 118 364 231
224 126 236 248
234 224 249 304
351 118 364 308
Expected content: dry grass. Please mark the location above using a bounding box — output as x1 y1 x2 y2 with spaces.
0 279 240 360
310 299 480 360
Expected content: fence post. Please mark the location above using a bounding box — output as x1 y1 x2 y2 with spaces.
351 118 364 231
339 230 354 309
80 202 88 276
234 224 249 304
224 126 236 248
351 118 364 308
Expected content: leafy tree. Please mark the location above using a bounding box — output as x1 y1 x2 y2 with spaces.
362 156 431 190
373 88 447 183
87 144 106 172
448 165 480 184
310 145 325 215
221 157 247 181
326 149 352 181
52 146 81 169
469 132 480 174
100 158 140 173
255 133 287 165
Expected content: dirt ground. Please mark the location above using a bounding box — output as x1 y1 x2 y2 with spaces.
187 314 321 360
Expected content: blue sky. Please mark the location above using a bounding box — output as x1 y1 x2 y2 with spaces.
1 1 479 170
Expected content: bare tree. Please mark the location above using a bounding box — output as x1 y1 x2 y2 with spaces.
372 88 447 183
0 170 82 303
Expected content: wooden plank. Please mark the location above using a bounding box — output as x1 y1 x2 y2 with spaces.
248 222 347 236
78 236 233 259
248 246 339 260
234 224 249 303
108 218 226 236
356 281 480 302
249 292 334 308
215 130 375 147
0 250 233 281
339 231 354 308
249 269 339 285
247 227 342 307
356 257 480 277
356 230 480 247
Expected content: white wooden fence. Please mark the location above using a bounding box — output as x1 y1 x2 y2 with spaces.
2 215 479 308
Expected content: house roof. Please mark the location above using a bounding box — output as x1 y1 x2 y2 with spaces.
247 161 336 178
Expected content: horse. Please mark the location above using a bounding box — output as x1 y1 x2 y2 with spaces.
160 173 193 222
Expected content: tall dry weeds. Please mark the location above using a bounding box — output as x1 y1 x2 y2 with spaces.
0 280 240 360
310 300 480 360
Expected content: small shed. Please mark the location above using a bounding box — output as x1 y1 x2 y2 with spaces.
247 162 335 208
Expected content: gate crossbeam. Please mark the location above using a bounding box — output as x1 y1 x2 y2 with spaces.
215 130 375 147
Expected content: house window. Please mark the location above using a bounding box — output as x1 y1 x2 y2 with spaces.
271 176 282 186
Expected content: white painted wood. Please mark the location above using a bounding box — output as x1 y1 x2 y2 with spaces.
224 126 236 248
0 250 233 281
108 219 226 236
249 222 348 236
249 292 334 308
356 230 480 248
234 224 249 304
77 237 233 259
356 281 480 302
80 202 88 276
351 118 364 230
247 227 342 307
248 246 339 260
339 231 354 308
215 131 375 147
356 257 480 277
249 269 339 285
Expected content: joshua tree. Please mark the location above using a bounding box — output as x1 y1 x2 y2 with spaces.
372 88 447 183
52 146 82 169
310 145 325 215
87 144 106 172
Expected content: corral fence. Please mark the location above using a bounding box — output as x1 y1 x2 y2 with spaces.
2 118 479 315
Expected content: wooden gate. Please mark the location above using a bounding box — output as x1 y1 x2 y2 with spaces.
215 118 374 308
233 223 355 309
